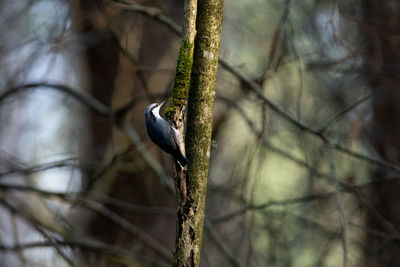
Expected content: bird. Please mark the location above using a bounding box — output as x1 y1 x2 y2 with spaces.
144 101 188 166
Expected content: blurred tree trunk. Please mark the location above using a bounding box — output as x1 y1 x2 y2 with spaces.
70 0 182 265
70 2 119 263
74 0 119 182
361 0 400 266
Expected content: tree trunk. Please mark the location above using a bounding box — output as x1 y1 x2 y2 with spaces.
361 0 400 266
172 0 224 266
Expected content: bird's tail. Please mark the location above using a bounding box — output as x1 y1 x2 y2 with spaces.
177 154 188 167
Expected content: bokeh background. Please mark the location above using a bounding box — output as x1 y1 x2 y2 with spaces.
0 0 399 266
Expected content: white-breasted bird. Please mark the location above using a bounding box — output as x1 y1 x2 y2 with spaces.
144 101 188 166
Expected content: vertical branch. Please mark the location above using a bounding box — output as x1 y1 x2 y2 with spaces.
165 0 199 265
328 144 348 267
165 0 197 131
165 0 197 201
173 0 224 266
11 211 26 265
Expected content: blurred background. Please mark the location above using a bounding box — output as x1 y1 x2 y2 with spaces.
0 0 399 266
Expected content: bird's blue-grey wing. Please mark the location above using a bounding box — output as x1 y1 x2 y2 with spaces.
169 126 185 156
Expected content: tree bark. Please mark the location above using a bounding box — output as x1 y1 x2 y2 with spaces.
165 0 197 130
172 0 224 266
165 0 197 205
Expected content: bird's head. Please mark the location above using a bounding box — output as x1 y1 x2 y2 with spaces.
145 101 165 121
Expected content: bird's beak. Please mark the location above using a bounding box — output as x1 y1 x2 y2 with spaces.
159 101 165 107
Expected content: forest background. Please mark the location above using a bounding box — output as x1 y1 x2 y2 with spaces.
0 0 399 266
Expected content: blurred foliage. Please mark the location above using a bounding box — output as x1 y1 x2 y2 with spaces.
0 0 398 266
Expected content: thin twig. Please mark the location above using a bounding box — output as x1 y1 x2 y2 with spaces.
0 198 73 266
106 0 181 35
117 120 173 188
210 192 335 224
0 239 169 267
0 83 112 116
319 90 376 133
0 158 99 177
204 221 247 267
10 210 26 265
81 199 172 262
0 183 176 216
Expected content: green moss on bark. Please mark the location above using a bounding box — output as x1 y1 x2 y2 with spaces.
165 39 194 124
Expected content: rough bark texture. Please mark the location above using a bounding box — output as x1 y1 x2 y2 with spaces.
172 0 224 266
165 0 197 131
167 0 198 265
164 0 197 203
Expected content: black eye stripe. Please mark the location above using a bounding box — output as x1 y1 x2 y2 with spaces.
150 105 158 113
150 104 160 122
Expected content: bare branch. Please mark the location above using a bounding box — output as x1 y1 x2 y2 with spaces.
210 192 335 224
328 144 348 267
81 199 172 262
0 239 169 267
204 221 247 267
0 83 112 116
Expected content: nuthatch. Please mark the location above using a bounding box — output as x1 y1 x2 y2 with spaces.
144 101 188 166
